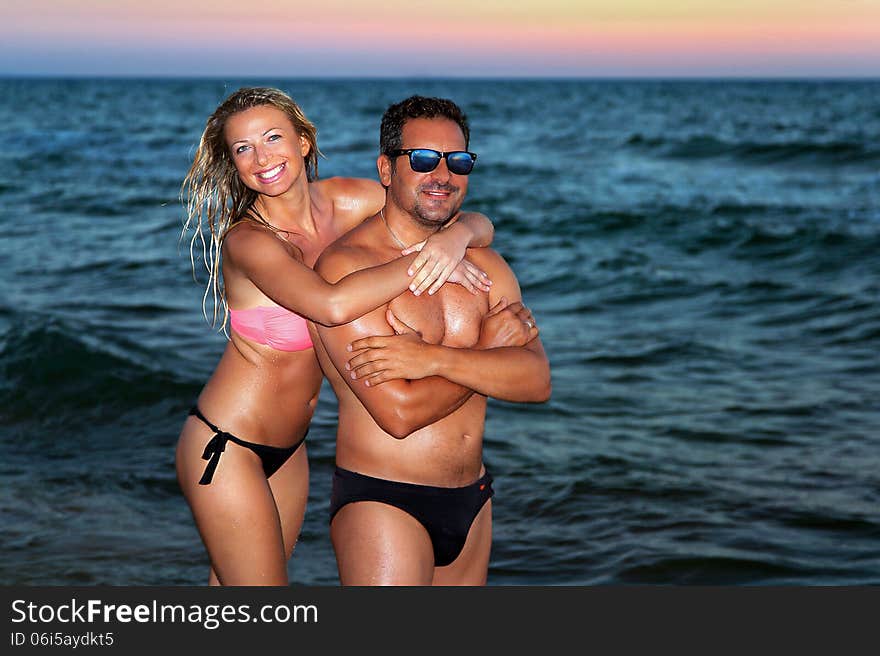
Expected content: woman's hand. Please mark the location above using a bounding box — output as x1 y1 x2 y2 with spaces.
446 258 493 295
346 311 435 386
402 227 491 296
475 297 539 349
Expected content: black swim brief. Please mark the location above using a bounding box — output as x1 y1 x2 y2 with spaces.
329 466 494 567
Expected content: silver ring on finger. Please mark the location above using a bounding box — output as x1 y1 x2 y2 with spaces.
524 320 534 329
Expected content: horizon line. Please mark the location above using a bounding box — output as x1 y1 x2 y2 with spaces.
2 72 879 82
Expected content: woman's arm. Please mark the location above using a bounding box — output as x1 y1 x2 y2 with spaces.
224 224 489 327
449 211 494 247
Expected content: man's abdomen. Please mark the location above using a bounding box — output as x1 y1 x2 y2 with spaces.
335 394 488 488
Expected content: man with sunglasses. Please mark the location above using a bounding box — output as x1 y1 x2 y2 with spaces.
311 95 551 585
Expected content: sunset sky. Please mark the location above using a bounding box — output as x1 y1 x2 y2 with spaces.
1 1 878 77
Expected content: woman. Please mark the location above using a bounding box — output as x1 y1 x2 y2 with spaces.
175 87 495 585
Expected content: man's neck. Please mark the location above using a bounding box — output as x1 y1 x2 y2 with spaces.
380 207 441 249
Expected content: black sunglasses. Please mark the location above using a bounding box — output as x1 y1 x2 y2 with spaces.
388 148 477 175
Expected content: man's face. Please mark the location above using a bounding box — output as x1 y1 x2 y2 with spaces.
381 117 469 227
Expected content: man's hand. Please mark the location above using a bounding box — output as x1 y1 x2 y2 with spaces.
346 310 435 386
475 297 539 349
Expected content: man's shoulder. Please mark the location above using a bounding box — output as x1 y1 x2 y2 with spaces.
465 246 523 302
465 246 512 273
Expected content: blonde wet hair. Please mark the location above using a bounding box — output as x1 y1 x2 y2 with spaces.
180 87 322 328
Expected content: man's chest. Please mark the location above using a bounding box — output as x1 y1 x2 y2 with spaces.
387 286 487 348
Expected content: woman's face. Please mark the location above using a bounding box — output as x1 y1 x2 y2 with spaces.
224 105 310 195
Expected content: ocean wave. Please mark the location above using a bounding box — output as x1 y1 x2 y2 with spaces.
598 279 711 307
775 509 878 535
583 209 649 232
323 137 376 153
625 133 880 166
615 554 809 584
819 323 880 348
583 340 725 367
0 315 197 428
729 222 880 263
749 293 878 332
658 425 792 448
32 193 176 219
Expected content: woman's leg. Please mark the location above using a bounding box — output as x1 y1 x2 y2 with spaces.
268 444 309 563
176 418 288 586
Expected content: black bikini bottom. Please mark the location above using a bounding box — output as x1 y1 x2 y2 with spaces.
189 406 305 485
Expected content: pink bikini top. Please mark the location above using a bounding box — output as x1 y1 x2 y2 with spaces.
229 305 313 352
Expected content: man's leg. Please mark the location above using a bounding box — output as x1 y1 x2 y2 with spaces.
432 499 492 586
331 501 435 585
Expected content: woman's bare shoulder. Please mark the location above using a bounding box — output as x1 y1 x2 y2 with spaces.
315 177 385 221
317 176 383 198
223 220 301 263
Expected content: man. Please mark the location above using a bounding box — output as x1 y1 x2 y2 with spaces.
310 95 551 585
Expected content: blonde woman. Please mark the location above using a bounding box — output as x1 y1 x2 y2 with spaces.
175 87 494 585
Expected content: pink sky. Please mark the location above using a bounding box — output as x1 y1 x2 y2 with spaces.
1 1 878 76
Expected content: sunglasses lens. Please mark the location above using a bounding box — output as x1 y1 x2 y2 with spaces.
401 149 476 175
409 149 441 172
446 152 475 175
